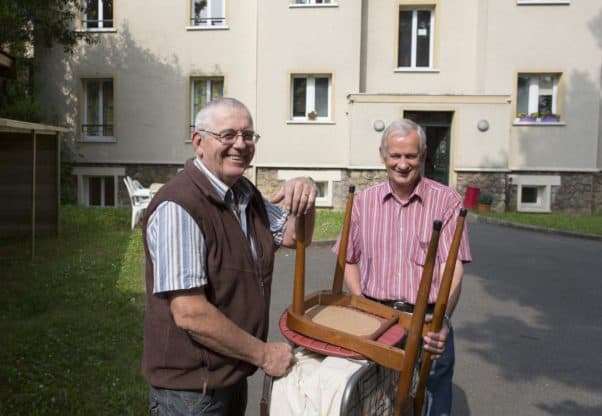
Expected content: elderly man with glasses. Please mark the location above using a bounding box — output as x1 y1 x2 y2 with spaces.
142 97 317 415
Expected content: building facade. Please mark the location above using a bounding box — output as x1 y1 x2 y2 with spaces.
36 0 602 213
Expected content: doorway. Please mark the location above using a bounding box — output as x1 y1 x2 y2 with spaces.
403 110 453 186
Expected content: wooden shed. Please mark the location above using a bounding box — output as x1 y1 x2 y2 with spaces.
0 118 68 247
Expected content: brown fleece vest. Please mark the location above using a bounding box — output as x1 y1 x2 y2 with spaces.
141 159 276 390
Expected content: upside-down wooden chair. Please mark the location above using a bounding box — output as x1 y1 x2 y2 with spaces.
413 208 467 416
261 185 467 416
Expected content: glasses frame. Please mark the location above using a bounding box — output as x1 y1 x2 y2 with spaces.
198 128 260 145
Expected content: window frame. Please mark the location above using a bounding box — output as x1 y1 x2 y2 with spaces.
82 0 114 31
290 74 332 122
189 0 226 29
509 174 560 213
81 78 115 142
396 6 435 70
188 76 225 139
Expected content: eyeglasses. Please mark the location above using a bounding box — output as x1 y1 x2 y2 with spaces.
199 129 260 145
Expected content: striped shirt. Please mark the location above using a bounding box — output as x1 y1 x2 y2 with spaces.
333 178 472 304
146 158 288 294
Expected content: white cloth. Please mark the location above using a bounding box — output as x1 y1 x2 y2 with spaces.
269 349 366 416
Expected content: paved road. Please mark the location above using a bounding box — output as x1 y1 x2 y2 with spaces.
247 221 602 415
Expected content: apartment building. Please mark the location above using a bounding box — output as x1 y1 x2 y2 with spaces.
35 0 602 213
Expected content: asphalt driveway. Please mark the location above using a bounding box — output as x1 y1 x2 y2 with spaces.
247 221 602 415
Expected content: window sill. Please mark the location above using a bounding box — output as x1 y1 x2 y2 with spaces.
78 136 117 143
287 120 335 125
517 1 570 5
394 68 440 73
513 120 566 126
289 4 339 8
77 28 117 33
186 25 229 31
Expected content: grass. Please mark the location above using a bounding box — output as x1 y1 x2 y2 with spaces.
313 209 344 240
0 206 598 415
478 211 602 236
0 206 147 416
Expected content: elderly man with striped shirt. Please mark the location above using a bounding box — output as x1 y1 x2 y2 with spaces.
333 118 472 416
142 97 317 416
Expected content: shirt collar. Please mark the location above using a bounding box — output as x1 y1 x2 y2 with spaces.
193 157 252 203
380 176 424 206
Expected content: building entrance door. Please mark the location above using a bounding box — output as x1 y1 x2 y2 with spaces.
403 111 453 186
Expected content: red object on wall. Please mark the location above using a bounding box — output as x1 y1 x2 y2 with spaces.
464 186 480 209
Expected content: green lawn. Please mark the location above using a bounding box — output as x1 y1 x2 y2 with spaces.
0 206 147 416
478 211 602 236
1 206 598 415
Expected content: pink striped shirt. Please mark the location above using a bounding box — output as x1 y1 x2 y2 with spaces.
333 178 472 304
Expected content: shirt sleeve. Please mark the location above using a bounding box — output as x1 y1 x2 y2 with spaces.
146 201 208 295
263 197 289 246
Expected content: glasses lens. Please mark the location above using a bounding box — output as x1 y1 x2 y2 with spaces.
219 130 237 142
241 131 256 142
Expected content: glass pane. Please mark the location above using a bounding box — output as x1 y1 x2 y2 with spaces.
102 80 113 136
86 80 100 135
398 10 412 67
89 177 101 206
210 79 224 101
521 187 538 204
538 75 554 115
193 0 208 24
316 182 327 198
104 177 115 206
103 0 113 27
517 76 529 116
193 79 208 116
211 0 223 23
416 10 431 67
315 77 329 117
292 78 307 117
86 0 99 28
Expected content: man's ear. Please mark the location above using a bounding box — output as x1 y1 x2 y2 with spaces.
191 131 204 156
420 147 428 162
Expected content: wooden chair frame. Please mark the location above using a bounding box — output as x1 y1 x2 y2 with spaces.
285 186 453 415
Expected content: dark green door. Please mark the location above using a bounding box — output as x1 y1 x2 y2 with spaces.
403 111 453 186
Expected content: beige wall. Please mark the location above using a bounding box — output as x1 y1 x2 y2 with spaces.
254 1 361 168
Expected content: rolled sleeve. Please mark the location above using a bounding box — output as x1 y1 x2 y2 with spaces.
264 198 288 247
146 202 207 295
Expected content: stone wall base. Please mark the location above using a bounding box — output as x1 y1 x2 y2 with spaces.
72 162 601 214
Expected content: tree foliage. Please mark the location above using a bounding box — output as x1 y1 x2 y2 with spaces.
0 0 97 122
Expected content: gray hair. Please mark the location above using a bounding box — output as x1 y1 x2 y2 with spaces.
379 118 427 155
194 97 253 138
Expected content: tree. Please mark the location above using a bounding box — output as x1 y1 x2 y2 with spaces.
0 0 97 122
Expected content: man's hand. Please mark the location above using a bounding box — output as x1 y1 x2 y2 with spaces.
423 324 449 360
261 342 294 377
271 177 317 216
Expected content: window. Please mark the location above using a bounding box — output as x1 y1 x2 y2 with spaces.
191 0 225 27
82 78 114 139
291 74 331 121
509 174 559 212
190 77 224 133
398 8 434 69
278 170 341 207
516 73 560 120
87 176 115 206
83 0 113 29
